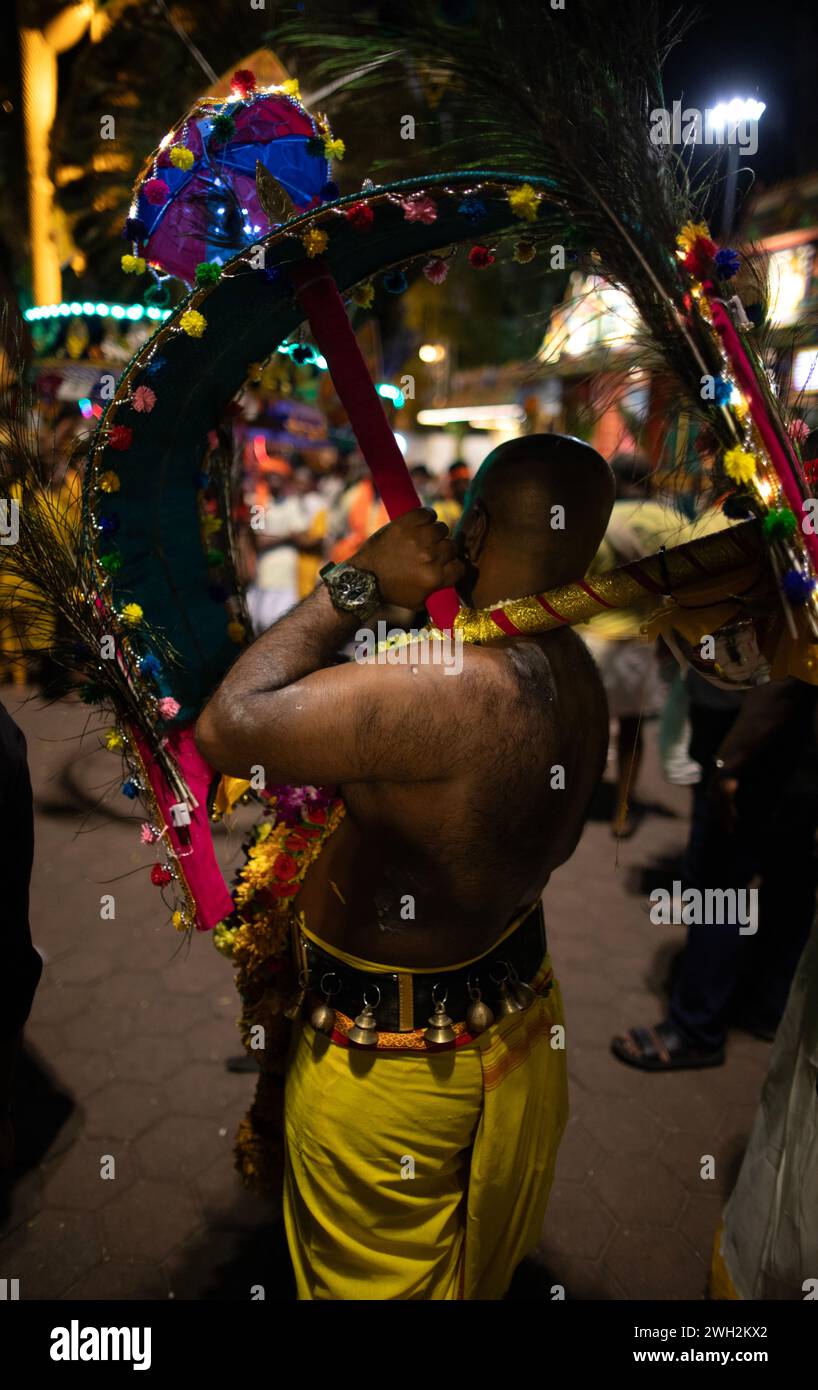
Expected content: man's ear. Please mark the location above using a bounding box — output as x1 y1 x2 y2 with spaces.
462 497 489 562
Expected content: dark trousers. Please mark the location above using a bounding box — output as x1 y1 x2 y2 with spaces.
668 708 818 1050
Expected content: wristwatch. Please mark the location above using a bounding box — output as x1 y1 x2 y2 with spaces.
319 560 381 621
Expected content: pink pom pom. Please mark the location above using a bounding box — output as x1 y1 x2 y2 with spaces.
423 257 449 284
132 386 156 413
143 178 169 206
157 697 180 719
140 824 158 844
788 418 810 444
400 194 438 225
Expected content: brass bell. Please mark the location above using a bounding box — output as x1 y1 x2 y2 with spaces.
424 988 456 1046
347 987 380 1047
464 973 495 1039
509 964 536 1012
496 980 524 1016
309 1000 337 1035
309 971 341 1036
284 968 309 1021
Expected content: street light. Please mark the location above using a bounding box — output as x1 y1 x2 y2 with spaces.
710 96 765 237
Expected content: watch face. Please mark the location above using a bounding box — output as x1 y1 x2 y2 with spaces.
333 566 376 612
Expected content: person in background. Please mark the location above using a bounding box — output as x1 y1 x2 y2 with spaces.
433 459 471 531
410 463 435 507
329 472 388 564
0 700 42 1168
612 675 818 1070
291 464 328 600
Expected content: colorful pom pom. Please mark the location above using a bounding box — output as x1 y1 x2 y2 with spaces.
143 177 169 206
139 653 161 677
140 824 158 844
762 507 797 542
123 217 147 241
782 568 816 605
383 270 408 295
723 447 756 484
108 425 133 452
423 257 449 284
169 145 195 171
145 355 167 377
121 254 146 275
714 247 741 279
712 376 732 406
105 728 124 751
180 309 206 338
507 183 542 222
513 239 537 264
122 780 139 799
722 493 754 520
172 910 186 932
98 513 119 536
302 227 328 258
306 136 325 157
211 112 236 142
195 261 222 286
157 697 180 719
323 136 345 161
231 69 256 99
458 197 487 223
469 245 496 269
345 202 374 230
280 78 301 99
351 281 375 308
400 194 437 225
788 418 810 444
99 550 123 574
132 385 156 413
227 620 246 643
98 470 120 493
150 864 172 886
320 180 340 201
120 602 143 626
677 221 712 254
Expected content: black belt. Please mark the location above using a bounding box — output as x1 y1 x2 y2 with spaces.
301 901 547 1033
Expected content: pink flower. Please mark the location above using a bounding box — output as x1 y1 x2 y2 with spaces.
158 697 180 719
400 194 438 225
423 257 449 284
143 178 169 206
788 419 810 443
140 824 158 844
132 386 156 413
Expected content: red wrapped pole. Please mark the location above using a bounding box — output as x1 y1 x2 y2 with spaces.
292 258 461 630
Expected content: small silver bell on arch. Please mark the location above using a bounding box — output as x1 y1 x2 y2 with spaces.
424 986 456 1046
309 972 341 1036
509 962 536 1012
347 986 381 1047
492 963 523 1017
465 975 495 1035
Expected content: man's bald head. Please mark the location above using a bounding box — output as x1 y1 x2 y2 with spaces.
457 434 615 596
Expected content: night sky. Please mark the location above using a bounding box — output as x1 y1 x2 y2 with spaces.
662 0 818 188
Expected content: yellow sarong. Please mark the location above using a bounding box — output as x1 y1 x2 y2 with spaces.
283 944 568 1300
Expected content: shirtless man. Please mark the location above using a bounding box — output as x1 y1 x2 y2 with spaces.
197 434 615 1300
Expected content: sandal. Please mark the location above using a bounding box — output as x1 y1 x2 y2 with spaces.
611 1022 725 1071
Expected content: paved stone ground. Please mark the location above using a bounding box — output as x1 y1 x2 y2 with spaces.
0 688 771 1300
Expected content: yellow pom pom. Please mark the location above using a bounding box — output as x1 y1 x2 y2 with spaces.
508 184 541 222
302 227 329 258
180 309 206 338
99 470 120 493
352 280 375 308
172 910 186 932
227 620 246 644
280 78 301 99
121 253 146 275
170 145 195 170
323 137 345 161
677 220 712 253
121 602 143 625
723 447 757 484
513 239 537 264
105 728 124 751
